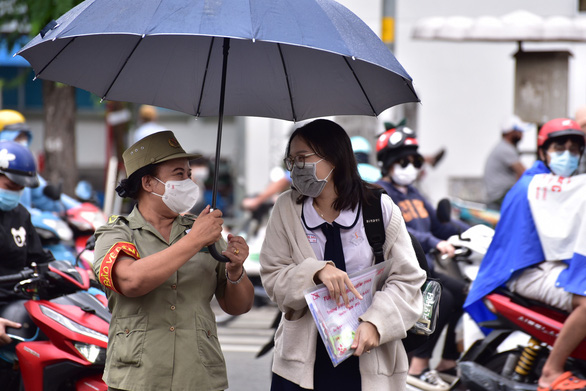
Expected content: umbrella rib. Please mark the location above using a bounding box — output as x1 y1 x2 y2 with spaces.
101 35 144 100
343 57 376 116
196 37 216 117
34 38 76 80
277 43 297 122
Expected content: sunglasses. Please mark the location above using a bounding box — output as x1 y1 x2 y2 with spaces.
396 155 424 169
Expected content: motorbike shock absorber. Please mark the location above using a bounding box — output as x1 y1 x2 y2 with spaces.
512 337 542 382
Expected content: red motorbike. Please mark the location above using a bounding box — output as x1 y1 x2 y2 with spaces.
0 260 109 391
459 289 586 391
65 202 107 271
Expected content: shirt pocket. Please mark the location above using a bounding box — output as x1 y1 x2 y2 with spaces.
111 313 148 367
196 314 224 367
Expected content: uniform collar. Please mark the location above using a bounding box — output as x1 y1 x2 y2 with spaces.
302 197 360 230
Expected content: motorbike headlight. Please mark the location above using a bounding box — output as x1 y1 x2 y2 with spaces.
74 343 107 364
40 305 108 343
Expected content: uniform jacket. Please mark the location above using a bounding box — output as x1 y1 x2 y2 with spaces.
93 206 228 391
260 189 425 390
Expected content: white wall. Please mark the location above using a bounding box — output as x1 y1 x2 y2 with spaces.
395 0 586 204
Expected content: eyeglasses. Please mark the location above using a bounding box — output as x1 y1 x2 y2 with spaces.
396 155 424 169
283 153 316 171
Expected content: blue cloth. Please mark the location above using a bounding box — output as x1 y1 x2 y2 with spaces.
464 161 550 331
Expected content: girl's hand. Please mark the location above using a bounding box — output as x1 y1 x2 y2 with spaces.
315 264 363 308
351 321 380 356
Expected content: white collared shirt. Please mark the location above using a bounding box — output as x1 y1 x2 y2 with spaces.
301 194 394 274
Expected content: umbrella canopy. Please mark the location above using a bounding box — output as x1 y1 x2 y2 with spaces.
17 0 419 261
18 0 418 122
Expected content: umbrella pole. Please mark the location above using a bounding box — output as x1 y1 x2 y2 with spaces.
208 38 231 263
211 38 230 210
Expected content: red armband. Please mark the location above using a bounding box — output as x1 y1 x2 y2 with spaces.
99 242 140 294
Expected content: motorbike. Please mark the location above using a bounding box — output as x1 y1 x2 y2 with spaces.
449 198 500 229
458 289 586 391
0 260 109 391
62 198 108 270
29 207 77 265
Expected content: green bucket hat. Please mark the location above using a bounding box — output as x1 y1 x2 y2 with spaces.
123 130 200 177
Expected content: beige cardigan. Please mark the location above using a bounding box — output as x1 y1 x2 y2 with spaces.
260 190 426 390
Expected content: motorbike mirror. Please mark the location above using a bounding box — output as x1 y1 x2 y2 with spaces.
436 198 452 223
85 235 96 251
43 183 62 201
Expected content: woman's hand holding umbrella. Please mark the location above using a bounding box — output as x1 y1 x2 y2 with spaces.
186 205 224 248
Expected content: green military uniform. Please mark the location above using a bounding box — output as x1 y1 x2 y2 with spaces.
93 207 228 391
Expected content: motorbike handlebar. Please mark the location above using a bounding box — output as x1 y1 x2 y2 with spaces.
0 268 35 284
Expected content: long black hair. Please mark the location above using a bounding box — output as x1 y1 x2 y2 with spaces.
286 119 379 211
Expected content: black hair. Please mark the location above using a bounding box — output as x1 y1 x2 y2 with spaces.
539 135 586 161
286 119 379 211
115 163 160 199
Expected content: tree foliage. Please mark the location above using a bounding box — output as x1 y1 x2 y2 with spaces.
0 0 83 44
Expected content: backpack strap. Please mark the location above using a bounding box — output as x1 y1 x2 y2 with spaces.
362 188 386 264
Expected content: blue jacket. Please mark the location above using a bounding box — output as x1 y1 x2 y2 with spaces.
464 161 552 329
376 180 468 268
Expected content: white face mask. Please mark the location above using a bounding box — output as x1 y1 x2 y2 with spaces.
152 177 200 214
391 163 419 186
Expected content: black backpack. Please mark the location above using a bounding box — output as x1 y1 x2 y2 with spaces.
362 188 434 352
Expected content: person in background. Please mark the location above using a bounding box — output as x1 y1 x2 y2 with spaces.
132 104 166 143
465 118 586 391
93 130 254 391
483 115 531 210
0 141 55 344
575 105 586 174
350 136 381 183
0 110 66 213
375 125 469 390
260 119 425 390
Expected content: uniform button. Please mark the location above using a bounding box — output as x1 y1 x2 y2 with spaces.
171 284 177 290
125 328 130 334
207 330 211 338
170 305 176 311
170 326 175 332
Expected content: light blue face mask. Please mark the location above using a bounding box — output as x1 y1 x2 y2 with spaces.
548 150 580 177
0 188 22 211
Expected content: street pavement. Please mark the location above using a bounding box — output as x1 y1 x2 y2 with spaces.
215 302 278 390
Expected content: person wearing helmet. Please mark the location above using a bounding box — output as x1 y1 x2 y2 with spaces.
0 110 71 213
0 141 55 345
483 115 531 210
0 109 33 147
350 136 381 183
466 118 586 391
375 126 469 390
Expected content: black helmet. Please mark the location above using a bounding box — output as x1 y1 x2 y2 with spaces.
0 141 39 188
376 126 422 175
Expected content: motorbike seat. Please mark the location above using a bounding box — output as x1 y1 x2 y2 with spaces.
494 287 570 319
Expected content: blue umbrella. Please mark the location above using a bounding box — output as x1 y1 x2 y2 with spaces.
17 0 419 261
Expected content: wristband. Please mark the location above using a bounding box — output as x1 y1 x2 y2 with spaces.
226 268 245 284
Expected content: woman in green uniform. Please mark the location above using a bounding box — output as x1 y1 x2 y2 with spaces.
93 130 254 391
